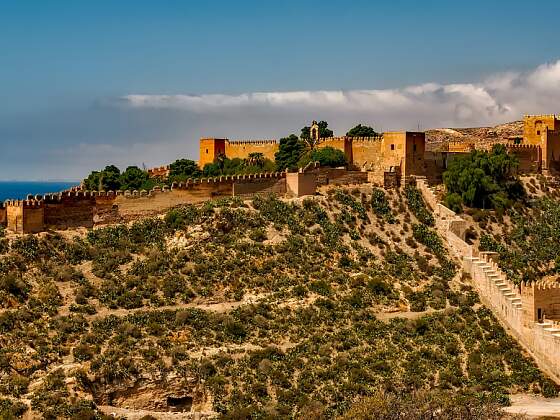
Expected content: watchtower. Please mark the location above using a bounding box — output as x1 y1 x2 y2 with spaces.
199 138 227 168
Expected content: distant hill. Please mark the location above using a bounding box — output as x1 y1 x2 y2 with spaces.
425 120 523 151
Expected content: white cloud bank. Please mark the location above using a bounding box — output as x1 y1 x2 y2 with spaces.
120 59 560 131
3 59 560 180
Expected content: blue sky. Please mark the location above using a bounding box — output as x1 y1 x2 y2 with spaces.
1 0 560 180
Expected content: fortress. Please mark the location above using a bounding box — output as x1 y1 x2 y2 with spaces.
1 114 560 384
1 115 559 235
199 121 426 183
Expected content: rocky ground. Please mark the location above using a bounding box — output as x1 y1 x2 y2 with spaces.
426 120 524 151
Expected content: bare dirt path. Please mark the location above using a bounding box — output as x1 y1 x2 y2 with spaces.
99 406 216 420
375 308 441 322
504 393 560 418
84 292 270 320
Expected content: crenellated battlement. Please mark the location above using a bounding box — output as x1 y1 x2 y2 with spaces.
318 135 384 144
524 114 560 119
4 199 44 209
228 139 278 145
506 142 541 150
522 280 560 291
445 141 475 153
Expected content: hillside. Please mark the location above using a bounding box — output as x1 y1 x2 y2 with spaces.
0 185 556 419
426 121 523 151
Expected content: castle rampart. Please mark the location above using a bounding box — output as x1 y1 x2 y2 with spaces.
505 143 542 173
198 130 426 185
0 167 371 232
415 176 560 383
0 202 6 227
224 140 279 162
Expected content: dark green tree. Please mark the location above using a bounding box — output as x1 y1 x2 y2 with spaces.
169 159 202 181
83 165 121 191
443 144 524 210
274 134 306 171
298 146 347 168
246 152 265 168
346 124 378 137
119 166 148 191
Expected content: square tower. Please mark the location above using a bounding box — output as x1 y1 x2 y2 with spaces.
199 138 227 168
523 115 560 145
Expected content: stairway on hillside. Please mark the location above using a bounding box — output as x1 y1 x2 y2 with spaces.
415 178 560 382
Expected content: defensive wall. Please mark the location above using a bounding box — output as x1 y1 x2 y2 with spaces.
505 143 542 173
446 141 475 153
415 176 560 383
431 115 560 176
0 167 369 233
0 202 6 227
199 132 427 183
199 138 279 168
225 140 278 163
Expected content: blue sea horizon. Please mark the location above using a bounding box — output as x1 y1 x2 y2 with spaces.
0 181 78 202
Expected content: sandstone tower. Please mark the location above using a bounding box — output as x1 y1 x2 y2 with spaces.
523 115 560 174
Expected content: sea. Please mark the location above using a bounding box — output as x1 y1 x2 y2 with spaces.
0 181 78 202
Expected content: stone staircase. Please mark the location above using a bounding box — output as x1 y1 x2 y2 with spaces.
413 175 560 382
465 254 523 332
538 322 560 337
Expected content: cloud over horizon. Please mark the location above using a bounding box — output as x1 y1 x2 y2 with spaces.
120 59 560 128
1 59 560 181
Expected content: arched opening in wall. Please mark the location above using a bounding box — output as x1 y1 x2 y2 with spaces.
538 308 543 322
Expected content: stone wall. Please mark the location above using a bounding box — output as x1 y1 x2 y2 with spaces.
6 203 23 233
199 138 227 168
3 171 297 230
313 168 368 187
199 132 427 183
350 137 383 169
44 193 97 229
506 144 541 173
225 140 279 162
0 203 6 227
415 176 560 383
523 114 560 145
5 201 45 234
233 175 286 197
521 282 560 323
286 172 316 197
543 130 560 174
447 141 475 153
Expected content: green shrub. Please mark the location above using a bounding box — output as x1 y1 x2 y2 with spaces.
412 224 445 257
0 398 27 419
371 189 395 223
444 192 463 213
405 184 435 226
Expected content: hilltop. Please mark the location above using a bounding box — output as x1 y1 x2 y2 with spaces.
426 121 524 150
